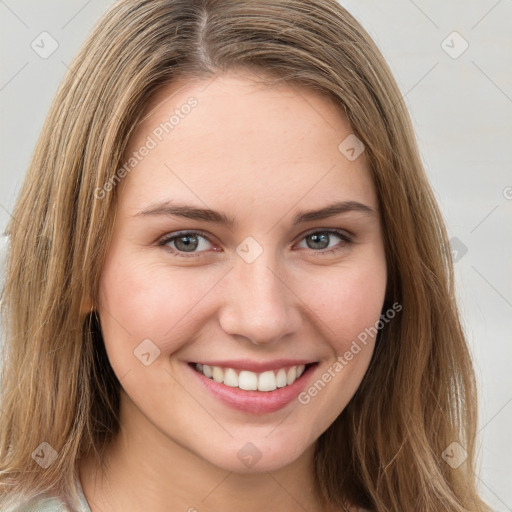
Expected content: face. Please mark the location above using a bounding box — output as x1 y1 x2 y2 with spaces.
96 70 387 474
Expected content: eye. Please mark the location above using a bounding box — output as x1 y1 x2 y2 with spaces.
158 231 214 257
295 229 352 256
157 229 352 258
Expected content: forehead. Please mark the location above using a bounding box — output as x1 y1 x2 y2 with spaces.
117 71 377 217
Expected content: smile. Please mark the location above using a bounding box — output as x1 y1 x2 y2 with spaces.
194 363 310 392
187 360 318 414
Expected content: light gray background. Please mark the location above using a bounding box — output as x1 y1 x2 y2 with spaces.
1 1 511 510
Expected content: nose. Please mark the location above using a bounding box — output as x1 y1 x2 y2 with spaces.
218 250 302 346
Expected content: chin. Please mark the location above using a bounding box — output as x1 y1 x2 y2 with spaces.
192 431 316 474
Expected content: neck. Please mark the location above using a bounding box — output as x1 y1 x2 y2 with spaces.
79 392 333 512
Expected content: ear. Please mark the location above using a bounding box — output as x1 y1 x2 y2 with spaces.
80 295 95 315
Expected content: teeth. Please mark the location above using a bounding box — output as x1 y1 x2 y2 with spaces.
212 366 224 383
276 368 287 388
194 363 309 392
223 368 238 387
202 364 213 378
286 366 296 385
239 370 258 391
258 371 276 392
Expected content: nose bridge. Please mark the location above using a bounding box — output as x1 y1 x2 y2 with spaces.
219 243 300 344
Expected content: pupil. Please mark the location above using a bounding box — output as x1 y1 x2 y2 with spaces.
309 233 328 249
177 235 197 252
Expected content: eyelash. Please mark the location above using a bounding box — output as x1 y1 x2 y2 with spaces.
157 229 353 259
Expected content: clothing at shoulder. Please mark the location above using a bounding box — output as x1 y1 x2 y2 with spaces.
12 495 91 512
12 495 69 512
11 480 92 512
12 496 372 512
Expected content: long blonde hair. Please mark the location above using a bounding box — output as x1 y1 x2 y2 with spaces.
0 1 491 510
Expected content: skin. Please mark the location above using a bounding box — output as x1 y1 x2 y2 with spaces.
80 69 387 512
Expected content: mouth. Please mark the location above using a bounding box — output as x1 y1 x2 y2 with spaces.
187 360 318 414
190 362 316 391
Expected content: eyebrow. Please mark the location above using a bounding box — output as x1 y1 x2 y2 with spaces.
133 199 377 227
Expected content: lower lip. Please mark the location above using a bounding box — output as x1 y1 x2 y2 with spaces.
187 363 317 414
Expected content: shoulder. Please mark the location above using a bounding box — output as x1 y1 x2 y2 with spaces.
8 478 91 512
9 490 90 512
10 495 69 512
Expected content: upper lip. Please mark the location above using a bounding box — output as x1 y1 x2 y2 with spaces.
190 359 316 372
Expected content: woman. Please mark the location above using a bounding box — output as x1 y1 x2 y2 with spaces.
0 0 492 511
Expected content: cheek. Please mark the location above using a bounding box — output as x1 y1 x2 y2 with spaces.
292 261 386 428
301 259 387 354
98 247 219 357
